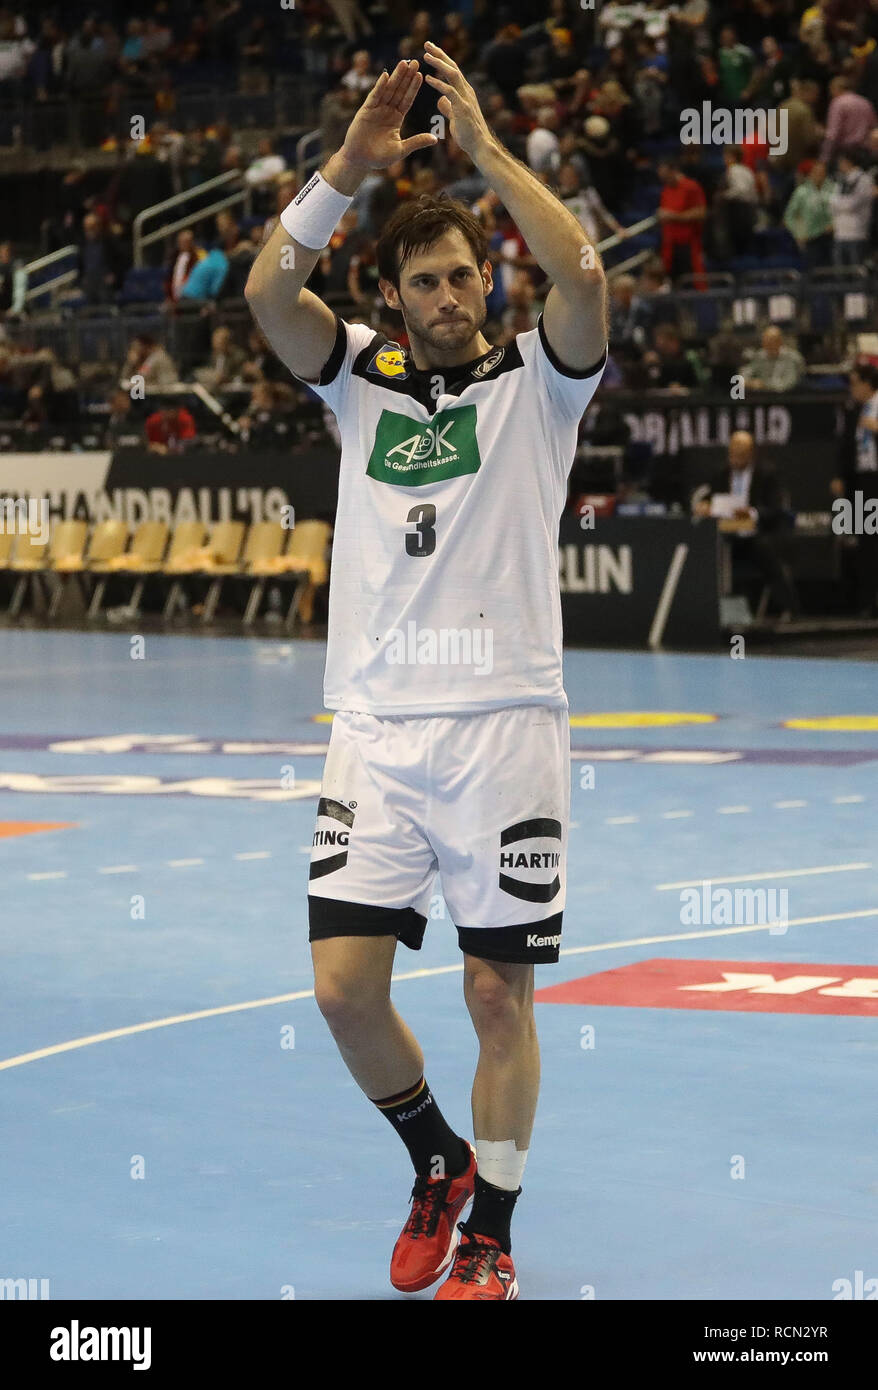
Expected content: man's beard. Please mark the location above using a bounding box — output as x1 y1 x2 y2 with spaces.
399 297 488 356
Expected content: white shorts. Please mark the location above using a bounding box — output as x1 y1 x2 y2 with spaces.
308 704 570 963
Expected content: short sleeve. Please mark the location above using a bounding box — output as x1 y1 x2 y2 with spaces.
525 313 608 423
292 316 378 419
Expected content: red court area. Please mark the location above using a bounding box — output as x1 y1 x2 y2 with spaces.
535 959 878 1016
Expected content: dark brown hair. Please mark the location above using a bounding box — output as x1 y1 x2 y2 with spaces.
376 194 489 289
852 362 878 390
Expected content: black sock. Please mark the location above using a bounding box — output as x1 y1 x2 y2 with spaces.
466 1172 521 1255
371 1076 470 1178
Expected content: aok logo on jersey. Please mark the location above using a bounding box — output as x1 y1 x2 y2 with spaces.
309 796 355 880
498 817 563 903
367 405 481 487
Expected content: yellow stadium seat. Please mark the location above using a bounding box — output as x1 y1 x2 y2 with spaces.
196 521 247 623
89 521 169 620
239 522 287 625
45 519 91 617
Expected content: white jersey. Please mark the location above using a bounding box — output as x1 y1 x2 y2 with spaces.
299 315 606 715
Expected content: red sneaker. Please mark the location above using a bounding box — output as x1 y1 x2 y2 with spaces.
390 1143 476 1293
433 1224 519 1300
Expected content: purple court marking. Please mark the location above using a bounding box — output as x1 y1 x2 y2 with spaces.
1 734 877 764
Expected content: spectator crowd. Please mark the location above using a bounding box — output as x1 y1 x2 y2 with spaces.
0 1 875 473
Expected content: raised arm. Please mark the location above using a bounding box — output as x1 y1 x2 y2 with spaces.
244 60 437 382
423 41 607 370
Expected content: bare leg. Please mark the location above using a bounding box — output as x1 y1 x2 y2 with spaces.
311 934 423 1097
464 956 539 1148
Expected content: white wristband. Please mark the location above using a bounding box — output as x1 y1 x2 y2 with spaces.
280 171 354 250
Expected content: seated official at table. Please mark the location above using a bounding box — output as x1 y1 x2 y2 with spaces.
692 430 800 619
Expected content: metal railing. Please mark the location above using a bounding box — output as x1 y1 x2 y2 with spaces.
0 74 326 153
597 214 657 255
296 129 322 186
133 171 253 267
21 245 79 308
591 215 658 282
605 249 654 280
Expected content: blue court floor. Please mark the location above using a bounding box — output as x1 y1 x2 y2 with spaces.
1 631 876 1300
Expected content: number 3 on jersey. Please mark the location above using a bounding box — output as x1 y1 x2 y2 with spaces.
405 503 436 557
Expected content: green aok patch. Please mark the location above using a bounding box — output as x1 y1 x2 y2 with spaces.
366 405 481 486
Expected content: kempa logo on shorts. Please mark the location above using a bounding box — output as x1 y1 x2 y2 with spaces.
50 1321 151 1371
309 796 355 879
367 405 481 486
680 102 788 156
498 817 562 903
526 932 561 949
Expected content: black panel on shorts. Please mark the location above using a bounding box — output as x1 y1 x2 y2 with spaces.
456 913 563 964
309 896 427 951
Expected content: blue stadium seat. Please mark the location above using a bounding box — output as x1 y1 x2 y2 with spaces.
801 268 871 336
75 317 126 367
802 286 838 335
674 289 734 337
739 268 801 290
118 267 166 306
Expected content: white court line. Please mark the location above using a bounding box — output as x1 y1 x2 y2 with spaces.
656 862 872 890
0 655 255 682
234 852 272 861
98 865 138 875
167 859 204 868
27 871 68 881
661 810 694 819
774 800 808 809
0 989 318 1073
834 796 865 804
557 909 878 957
2 907 877 1074
606 816 640 824
718 805 750 814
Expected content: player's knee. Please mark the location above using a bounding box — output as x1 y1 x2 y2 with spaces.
465 966 532 1038
313 971 387 1032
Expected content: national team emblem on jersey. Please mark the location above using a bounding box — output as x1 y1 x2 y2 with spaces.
498 817 563 902
471 348 505 378
367 405 482 486
309 796 355 879
368 345 409 379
